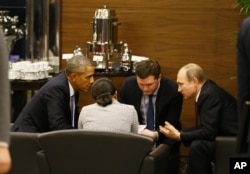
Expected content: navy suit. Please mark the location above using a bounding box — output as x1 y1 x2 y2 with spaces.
236 17 250 152
181 80 238 174
11 72 79 133
119 76 183 173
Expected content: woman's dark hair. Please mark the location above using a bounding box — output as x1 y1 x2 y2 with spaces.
91 78 116 107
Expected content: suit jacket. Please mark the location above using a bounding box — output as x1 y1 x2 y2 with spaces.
237 17 250 143
0 30 10 144
236 17 250 152
118 76 183 148
11 72 79 133
181 80 238 147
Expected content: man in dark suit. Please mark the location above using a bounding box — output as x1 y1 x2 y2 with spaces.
159 63 238 174
11 55 95 133
118 60 183 173
236 16 250 153
0 28 11 174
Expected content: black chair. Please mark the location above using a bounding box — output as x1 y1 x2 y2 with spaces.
236 101 250 153
9 132 41 174
37 130 170 174
215 136 248 174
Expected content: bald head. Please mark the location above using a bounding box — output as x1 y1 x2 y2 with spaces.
176 63 207 99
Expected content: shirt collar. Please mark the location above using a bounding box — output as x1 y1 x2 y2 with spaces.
195 89 201 102
152 80 160 96
68 81 75 97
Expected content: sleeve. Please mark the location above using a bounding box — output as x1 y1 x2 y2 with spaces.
130 107 139 134
78 108 85 129
45 87 72 130
0 30 10 144
181 94 221 147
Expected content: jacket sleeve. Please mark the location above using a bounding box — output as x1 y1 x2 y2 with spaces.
0 30 11 144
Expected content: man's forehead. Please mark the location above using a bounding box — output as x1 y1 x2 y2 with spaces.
137 75 155 82
177 71 187 82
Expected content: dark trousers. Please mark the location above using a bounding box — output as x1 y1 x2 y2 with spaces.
187 140 215 174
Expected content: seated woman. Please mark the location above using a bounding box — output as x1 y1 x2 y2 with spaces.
78 78 138 133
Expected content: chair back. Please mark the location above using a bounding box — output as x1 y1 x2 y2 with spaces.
38 130 154 174
9 132 41 174
215 136 248 174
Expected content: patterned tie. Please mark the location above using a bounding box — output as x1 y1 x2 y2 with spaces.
70 94 76 127
147 94 154 130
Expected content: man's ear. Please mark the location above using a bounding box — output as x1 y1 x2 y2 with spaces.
157 74 162 82
67 73 78 83
192 77 199 84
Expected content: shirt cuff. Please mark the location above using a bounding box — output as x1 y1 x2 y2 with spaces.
0 142 9 147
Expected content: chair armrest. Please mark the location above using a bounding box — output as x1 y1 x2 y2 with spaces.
140 144 171 174
36 150 50 174
149 144 170 159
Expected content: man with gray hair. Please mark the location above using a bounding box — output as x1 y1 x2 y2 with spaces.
11 55 95 132
159 63 238 174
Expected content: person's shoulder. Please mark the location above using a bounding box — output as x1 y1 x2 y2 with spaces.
201 80 235 99
125 75 136 82
240 17 250 31
38 72 68 92
44 72 67 86
115 100 135 109
121 76 137 87
243 17 250 24
160 77 178 89
81 103 98 111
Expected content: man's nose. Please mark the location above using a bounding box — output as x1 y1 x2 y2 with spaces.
178 86 182 92
90 76 94 83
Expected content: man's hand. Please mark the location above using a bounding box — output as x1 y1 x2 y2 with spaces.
159 121 181 141
139 129 158 140
0 146 11 174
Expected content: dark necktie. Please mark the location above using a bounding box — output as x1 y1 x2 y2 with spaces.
70 94 76 127
147 94 154 130
194 102 200 127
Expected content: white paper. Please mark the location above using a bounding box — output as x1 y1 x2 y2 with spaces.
138 125 146 132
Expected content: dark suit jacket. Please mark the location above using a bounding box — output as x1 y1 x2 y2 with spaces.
237 17 250 142
181 80 238 147
236 17 250 152
118 76 183 148
11 72 79 133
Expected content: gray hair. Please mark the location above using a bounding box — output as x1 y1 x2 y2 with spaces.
65 55 92 75
180 63 207 82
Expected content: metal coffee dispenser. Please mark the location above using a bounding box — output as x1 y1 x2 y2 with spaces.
86 5 131 72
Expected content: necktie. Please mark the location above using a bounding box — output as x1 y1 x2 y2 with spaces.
194 102 200 127
70 94 76 127
147 94 154 130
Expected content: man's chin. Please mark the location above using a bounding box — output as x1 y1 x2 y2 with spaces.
80 89 89 93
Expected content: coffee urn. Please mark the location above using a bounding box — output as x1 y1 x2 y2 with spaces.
86 5 131 72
